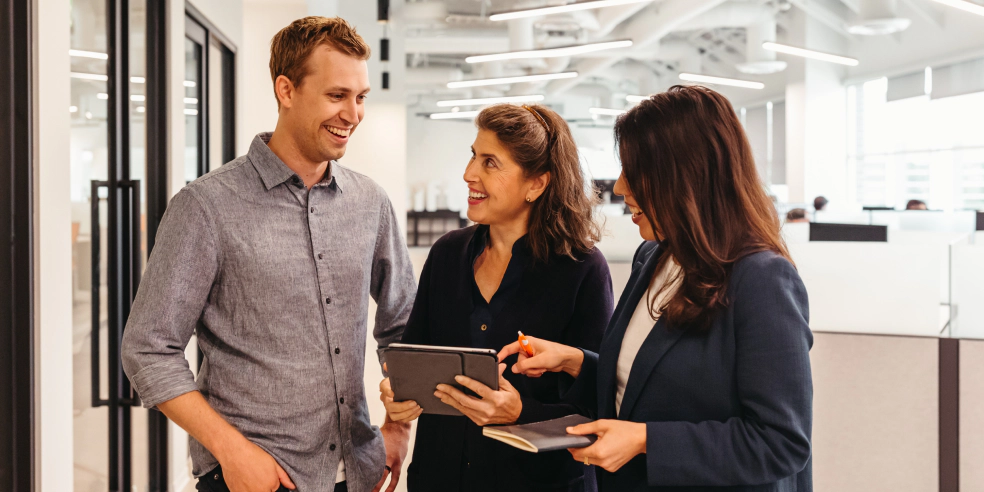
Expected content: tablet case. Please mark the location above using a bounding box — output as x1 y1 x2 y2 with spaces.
387 348 499 416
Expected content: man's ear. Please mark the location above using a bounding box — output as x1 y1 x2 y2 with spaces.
274 75 295 110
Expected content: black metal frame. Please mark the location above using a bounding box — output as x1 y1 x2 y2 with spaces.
186 4 237 176
0 0 34 490
185 5 236 373
145 1 170 488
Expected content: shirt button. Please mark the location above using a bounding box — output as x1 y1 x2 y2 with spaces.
325 297 331 305
292 177 302 187
318 253 324 260
339 397 345 404
480 324 487 331
335 347 340 354
330 444 336 451
310 207 314 213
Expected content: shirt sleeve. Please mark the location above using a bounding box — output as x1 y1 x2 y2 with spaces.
644 255 813 486
121 188 219 409
370 195 417 367
518 252 614 423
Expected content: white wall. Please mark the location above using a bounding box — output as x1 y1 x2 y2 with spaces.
782 8 848 204
242 1 308 144
34 0 74 490
405 116 476 213
846 4 984 83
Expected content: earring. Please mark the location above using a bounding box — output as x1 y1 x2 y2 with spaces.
526 197 532 203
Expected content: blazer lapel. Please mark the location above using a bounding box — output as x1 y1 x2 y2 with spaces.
596 243 664 420
616 316 687 419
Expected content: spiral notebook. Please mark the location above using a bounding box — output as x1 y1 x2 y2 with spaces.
482 414 597 453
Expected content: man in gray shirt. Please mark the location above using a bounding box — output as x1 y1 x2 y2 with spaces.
122 17 415 492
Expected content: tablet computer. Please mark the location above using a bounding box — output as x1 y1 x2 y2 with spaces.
385 343 499 416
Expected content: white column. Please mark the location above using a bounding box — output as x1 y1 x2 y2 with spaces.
783 8 849 205
33 0 74 490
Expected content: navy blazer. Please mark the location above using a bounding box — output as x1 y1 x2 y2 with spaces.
402 225 614 492
563 241 813 491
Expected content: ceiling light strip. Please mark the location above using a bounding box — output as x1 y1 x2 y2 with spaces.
437 95 545 107
466 40 633 64
490 0 654 21
929 0 984 16
762 42 859 66
447 72 578 89
678 73 765 89
430 111 482 120
589 107 627 116
70 49 109 60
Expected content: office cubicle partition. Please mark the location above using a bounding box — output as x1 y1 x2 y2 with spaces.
810 222 889 242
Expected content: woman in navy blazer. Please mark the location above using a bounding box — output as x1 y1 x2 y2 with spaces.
501 86 813 492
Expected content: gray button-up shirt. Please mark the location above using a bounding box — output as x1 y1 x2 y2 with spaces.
122 133 416 492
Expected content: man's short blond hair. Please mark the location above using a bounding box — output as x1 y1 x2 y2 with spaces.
269 16 371 106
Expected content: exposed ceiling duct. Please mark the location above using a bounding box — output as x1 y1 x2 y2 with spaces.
847 0 912 35
546 0 730 95
737 17 787 74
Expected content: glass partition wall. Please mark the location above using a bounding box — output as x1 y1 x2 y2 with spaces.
69 0 165 490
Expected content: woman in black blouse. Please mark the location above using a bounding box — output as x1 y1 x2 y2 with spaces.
379 104 614 492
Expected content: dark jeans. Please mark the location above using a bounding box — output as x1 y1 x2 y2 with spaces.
196 466 348 492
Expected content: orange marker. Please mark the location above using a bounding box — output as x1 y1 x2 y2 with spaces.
517 331 535 357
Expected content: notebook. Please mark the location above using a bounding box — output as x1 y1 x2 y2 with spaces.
482 414 597 453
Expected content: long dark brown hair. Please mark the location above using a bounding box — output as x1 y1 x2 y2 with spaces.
476 104 601 263
615 85 791 331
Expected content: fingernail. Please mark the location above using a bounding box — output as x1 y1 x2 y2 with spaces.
566 427 573 432
454 376 463 382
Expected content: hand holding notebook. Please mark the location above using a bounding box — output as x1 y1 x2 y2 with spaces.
482 414 597 453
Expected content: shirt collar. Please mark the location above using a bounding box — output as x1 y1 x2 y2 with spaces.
469 225 532 263
248 132 343 192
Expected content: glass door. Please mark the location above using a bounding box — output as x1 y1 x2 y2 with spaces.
185 9 236 185
69 0 162 490
184 8 236 376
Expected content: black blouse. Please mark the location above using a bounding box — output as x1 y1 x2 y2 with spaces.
401 225 614 492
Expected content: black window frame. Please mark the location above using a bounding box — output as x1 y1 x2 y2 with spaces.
0 0 35 490
185 4 237 177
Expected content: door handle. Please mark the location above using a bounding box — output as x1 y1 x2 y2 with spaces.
91 180 109 408
121 179 142 407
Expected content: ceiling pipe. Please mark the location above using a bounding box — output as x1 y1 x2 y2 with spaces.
847 0 911 35
737 16 787 74
593 1 656 37
546 0 729 96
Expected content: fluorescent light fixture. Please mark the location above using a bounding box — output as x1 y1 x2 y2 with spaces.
679 73 765 89
184 80 197 88
184 97 199 104
70 49 108 60
71 72 108 82
85 111 93 119
929 0 984 16
69 106 78 113
589 107 627 116
626 95 650 103
490 0 653 21
430 110 481 120
762 42 859 66
466 40 632 64
184 109 199 116
131 76 146 84
448 72 578 89
96 93 109 100
130 95 146 102
437 95 544 107
136 106 146 113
